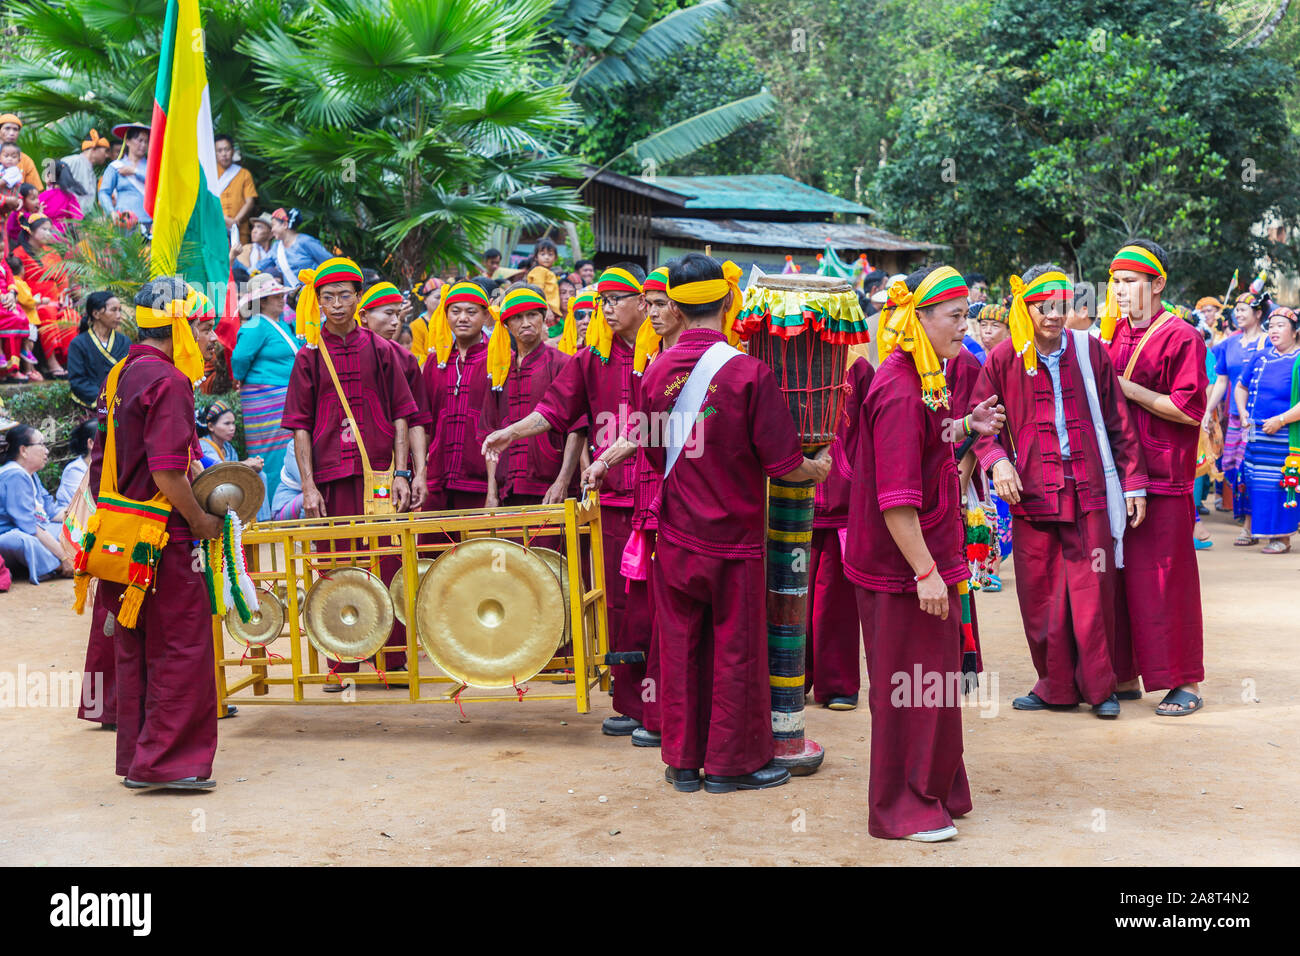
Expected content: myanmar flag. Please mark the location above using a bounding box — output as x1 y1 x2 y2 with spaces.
144 0 228 298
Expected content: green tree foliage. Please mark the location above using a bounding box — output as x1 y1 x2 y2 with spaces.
871 0 1300 296
1 0 588 284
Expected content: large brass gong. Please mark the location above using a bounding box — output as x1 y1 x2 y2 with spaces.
303 567 394 662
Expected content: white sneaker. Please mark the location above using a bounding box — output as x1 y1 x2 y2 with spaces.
904 825 958 842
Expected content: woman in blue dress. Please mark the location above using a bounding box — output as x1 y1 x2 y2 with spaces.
1207 292 1270 537
0 424 72 583
1236 307 1300 554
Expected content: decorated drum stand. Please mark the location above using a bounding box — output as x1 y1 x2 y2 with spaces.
737 273 870 774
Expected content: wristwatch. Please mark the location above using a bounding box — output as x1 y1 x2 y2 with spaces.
394 469 413 480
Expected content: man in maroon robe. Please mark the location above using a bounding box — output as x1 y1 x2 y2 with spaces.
577 264 683 748
482 264 649 737
283 258 417 685
974 264 1148 717
845 265 1005 840
92 276 225 789
1102 240 1208 715
805 355 874 710
482 284 584 507
359 280 431 510
422 281 495 510
78 291 228 731
637 253 830 793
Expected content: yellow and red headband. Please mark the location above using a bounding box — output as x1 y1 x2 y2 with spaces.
632 266 673 374
559 288 595 356
1006 270 1072 377
877 266 969 410
357 281 403 313
429 281 502 380
1099 244 1167 344
500 286 550 323
134 285 210 384
642 267 669 293
663 259 743 347
295 257 364 346
587 268 643 363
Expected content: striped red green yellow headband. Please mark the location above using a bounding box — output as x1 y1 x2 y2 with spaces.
1110 245 1166 279
1021 271 1073 302
442 281 491 309
642 267 669 293
573 290 596 310
596 268 643 295
309 257 364 289
500 287 549 322
357 282 402 312
912 266 969 308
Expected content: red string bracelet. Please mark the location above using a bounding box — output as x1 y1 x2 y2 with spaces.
914 560 937 582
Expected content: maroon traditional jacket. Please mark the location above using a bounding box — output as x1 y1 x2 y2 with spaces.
423 340 492 495
481 344 581 498
282 325 418 486
844 349 967 593
88 343 200 535
643 328 805 560
534 336 640 509
1105 311 1207 496
972 333 1148 518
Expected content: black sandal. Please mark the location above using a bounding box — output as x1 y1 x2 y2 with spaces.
1155 688 1203 717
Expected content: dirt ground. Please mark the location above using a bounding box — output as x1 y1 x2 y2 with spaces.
1 509 1296 866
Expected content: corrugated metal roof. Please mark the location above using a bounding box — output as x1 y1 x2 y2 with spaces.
648 176 873 215
650 217 948 252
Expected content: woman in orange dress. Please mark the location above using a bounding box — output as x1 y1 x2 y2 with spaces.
13 213 78 377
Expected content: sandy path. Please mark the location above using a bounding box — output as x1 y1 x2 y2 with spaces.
1 510 1296 866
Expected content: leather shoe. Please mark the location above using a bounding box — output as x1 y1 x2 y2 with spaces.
631 727 661 747
664 767 701 792
827 695 858 711
124 776 216 791
601 714 641 736
704 762 790 793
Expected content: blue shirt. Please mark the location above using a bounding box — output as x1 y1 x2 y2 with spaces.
1213 333 1268 390
56 456 88 511
1241 344 1300 423
0 462 59 536
1036 338 1071 458
230 312 302 385
254 233 333 285
97 158 151 225
963 335 987 364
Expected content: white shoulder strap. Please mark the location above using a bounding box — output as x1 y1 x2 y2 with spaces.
263 314 301 354
664 341 741 478
1072 329 1127 568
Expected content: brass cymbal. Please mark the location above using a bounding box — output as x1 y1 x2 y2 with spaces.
191 462 264 525
275 582 306 613
226 589 284 648
529 547 570 647
304 567 393 663
415 538 565 688
388 558 435 626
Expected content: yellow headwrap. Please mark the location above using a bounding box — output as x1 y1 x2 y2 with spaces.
428 281 498 369
1098 244 1167 344
135 288 206 384
588 268 644 363
633 319 661 376
877 266 970 410
294 257 365 347
559 289 595 356
664 259 744 346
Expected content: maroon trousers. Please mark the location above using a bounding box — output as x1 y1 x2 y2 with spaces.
653 540 772 776
624 530 660 732
445 488 486 511
107 538 218 782
856 585 971 839
1011 484 1118 706
1113 493 1205 691
77 586 118 725
805 527 863 702
319 477 407 675
599 504 645 722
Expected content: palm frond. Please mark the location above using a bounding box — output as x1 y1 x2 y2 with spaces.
576 0 729 89
623 91 776 165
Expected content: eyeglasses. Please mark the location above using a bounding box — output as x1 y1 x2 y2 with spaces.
599 294 636 309
320 291 357 306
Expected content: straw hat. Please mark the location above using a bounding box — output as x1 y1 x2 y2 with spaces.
110 122 150 140
239 272 292 310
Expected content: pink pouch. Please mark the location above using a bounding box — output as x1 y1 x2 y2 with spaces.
837 527 848 554
620 528 649 581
